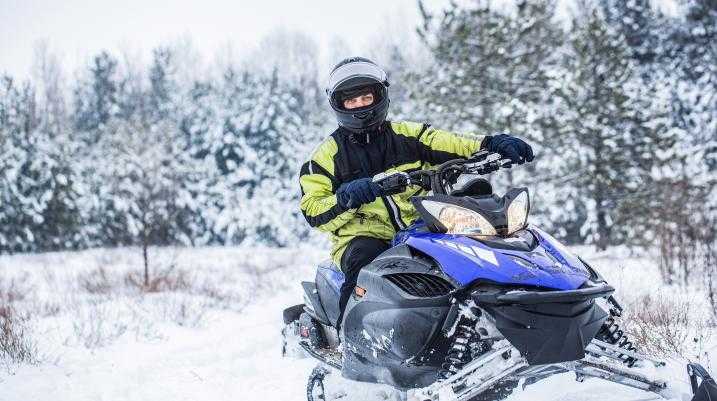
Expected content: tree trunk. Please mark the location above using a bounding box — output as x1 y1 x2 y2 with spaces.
143 238 149 288
596 206 609 251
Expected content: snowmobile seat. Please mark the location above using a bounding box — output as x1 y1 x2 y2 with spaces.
318 259 342 273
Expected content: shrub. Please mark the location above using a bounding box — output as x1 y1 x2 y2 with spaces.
79 266 114 294
124 265 191 293
0 305 38 368
624 293 712 359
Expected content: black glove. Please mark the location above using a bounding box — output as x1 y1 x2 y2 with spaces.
482 134 534 164
336 178 383 209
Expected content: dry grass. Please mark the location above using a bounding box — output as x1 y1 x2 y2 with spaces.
0 246 307 359
0 293 38 368
624 293 712 359
150 294 209 328
0 273 32 304
68 299 130 348
79 266 115 294
0 274 37 368
124 264 191 293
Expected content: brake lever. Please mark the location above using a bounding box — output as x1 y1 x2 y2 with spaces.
463 153 499 174
469 150 491 162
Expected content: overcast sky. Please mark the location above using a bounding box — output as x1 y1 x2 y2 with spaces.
1 0 447 80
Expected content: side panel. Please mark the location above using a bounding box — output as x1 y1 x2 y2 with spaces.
316 267 342 327
341 247 451 389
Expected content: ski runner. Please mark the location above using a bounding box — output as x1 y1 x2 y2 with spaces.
298 57 534 336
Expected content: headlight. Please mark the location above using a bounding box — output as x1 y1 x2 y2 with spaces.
506 190 529 235
422 200 497 236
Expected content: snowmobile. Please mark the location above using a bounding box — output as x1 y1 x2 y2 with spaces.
282 150 717 401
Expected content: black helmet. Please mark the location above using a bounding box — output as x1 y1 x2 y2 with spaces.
326 57 390 133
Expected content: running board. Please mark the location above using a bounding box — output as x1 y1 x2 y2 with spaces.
563 356 668 394
586 339 666 367
299 341 342 370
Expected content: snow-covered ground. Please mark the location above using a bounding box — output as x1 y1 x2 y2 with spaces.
0 245 714 401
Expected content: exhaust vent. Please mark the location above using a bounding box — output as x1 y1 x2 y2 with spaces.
386 273 454 297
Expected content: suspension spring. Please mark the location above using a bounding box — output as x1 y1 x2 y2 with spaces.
597 315 638 367
438 322 478 380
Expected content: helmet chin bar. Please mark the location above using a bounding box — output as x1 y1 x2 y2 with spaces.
351 109 374 120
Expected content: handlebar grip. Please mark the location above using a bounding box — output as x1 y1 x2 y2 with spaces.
372 172 409 195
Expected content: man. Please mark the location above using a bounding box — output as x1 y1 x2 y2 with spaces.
299 57 533 333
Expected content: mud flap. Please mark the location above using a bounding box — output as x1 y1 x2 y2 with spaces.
689 363 717 401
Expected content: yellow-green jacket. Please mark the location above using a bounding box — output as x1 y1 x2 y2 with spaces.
299 121 485 265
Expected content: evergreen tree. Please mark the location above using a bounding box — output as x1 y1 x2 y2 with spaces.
73 52 120 138
553 8 671 249
416 0 563 134
665 0 717 169
179 80 224 244
0 76 81 253
646 0 717 284
415 0 571 238
600 0 662 65
148 46 180 123
213 66 316 246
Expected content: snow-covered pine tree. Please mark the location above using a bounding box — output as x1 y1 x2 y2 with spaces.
647 0 717 287
148 47 180 123
31 47 84 251
600 0 662 66
97 115 198 280
213 67 314 246
211 32 324 246
0 76 36 252
416 0 562 135
665 0 717 170
144 46 212 246
415 0 571 238
73 52 121 141
0 76 81 253
553 7 671 250
179 79 225 245
71 52 126 246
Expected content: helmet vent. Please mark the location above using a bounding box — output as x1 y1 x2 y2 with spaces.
386 273 454 297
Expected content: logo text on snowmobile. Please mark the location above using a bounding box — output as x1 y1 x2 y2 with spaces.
433 239 498 266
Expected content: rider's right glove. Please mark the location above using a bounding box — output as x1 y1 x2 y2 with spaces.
336 178 383 209
481 133 534 164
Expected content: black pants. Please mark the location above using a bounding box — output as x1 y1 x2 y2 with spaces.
337 236 390 330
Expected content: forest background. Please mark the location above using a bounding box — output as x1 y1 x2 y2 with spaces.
1 0 715 302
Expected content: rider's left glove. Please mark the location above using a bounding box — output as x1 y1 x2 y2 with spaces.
481 133 534 164
336 178 383 209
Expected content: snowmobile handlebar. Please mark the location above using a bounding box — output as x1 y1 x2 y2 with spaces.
372 151 514 196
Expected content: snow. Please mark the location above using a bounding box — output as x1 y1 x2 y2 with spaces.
0 245 715 401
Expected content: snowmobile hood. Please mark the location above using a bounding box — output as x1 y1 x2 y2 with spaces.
404 226 590 290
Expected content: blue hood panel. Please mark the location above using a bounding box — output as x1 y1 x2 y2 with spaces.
404 227 589 291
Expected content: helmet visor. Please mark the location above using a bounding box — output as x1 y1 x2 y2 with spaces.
327 61 388 96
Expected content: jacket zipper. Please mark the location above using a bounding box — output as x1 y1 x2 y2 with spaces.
382 195 407 231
